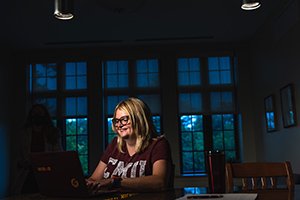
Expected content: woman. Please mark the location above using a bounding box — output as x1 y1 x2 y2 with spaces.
12 104 62 194
86 97 173 192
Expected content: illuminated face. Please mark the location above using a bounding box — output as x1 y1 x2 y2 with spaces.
113 109 134 140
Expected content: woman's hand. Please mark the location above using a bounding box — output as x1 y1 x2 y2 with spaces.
86 178 114 194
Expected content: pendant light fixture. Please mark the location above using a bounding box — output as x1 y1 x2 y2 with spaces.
241 0 261 10
54 0 74 20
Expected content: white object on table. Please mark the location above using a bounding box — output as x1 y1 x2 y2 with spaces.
176 193 258 200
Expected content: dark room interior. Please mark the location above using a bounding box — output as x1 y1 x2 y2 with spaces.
1 0 300 199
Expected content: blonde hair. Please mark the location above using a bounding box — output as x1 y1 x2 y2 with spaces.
112 97 158 153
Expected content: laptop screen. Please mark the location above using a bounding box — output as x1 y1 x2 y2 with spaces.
30 151 91 197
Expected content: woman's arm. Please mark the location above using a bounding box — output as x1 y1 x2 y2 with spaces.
87 160 107 182
120 159 169 191
88 160 172 192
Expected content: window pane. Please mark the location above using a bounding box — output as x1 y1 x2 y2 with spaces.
181 132 193 151
47 78 57 90
34 78 46 91
184 187 207 194
107 118 115 144
66 118 76 135
65 62 87 90
78 118 88 135
136 59 159 88
182 152 193 173
178 72 189 86
224 114 234 129
193 132 204 151
225 151 236 162
212 114 236 162
137 74 148 87
65 117 88 175
77 97 87 115
106 61 118 73
66 136 76 150
181 115 192 131
136 60 147 73
179 93 202 113
178 59 189 71
213 131 224 150
118 74 128 87
266 112 275 129
118 61 128 73
107 75 118 88
180 115 204 174
224 131 235 149
66 62 76 75
77 78 87 89
152 115 161 134
177 58 201 86
212 114 222 130
78 135 88 154
79 155 88 175
137 94 161 114
210 92 233 112
66 98 76 116
221 71 231 84
104 60 128 88
65 97 87 116
219 57 231 70
209 71 220 85
208 56 232 85
31 63 57 91
77 62 86 75
35 64 46 76
194 152 205 172
66 77 76 89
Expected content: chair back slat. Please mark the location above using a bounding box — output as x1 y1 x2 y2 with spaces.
225 161 295 197
252 178 257 190
261 177 267 189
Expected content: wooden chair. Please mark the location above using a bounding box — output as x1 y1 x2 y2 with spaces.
225 161 295 199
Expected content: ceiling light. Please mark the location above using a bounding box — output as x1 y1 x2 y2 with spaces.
54 0 74 20
241 0 261 10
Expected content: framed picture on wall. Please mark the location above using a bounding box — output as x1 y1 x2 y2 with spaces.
264 94 277 132
280 83 297 128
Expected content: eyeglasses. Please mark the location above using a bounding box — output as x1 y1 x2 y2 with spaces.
112 115 130 127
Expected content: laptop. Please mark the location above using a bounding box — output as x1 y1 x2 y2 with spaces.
30 151 117 197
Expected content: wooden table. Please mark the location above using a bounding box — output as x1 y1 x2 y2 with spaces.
3 186 299 200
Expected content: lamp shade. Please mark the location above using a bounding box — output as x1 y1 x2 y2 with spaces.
241 0 261 10
54 0 74 20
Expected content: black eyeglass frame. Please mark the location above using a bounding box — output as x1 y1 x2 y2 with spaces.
112 115 130 126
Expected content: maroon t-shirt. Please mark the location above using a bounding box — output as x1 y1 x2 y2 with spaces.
101 136 172 179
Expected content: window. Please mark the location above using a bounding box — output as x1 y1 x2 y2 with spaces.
27 52 239 178
180 115 204 174
103 59 161 145
136 59 160 88
29 63 57 92
28 62 89 175
212 114 236 161
105 60 128 88
177 56 238 175
208 57 232 85
178 58 201 86
64 97 88 174
65 62 87 90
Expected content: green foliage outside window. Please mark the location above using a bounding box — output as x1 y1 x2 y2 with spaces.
65 118 88 175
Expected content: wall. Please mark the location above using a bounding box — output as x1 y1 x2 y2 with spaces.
0 48 28 197
0 49 13 197
242 0 300 173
